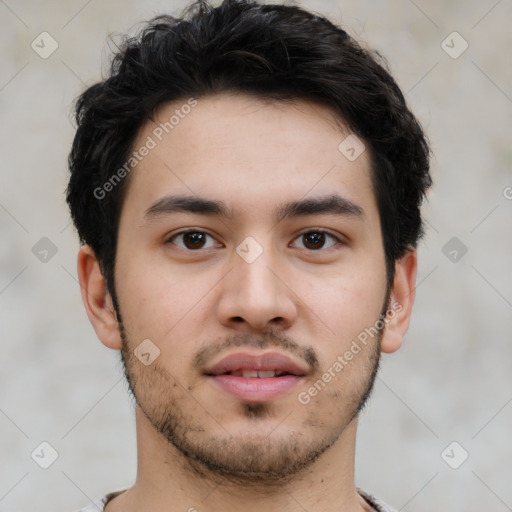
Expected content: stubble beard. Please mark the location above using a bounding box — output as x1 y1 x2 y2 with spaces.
117 307 386 487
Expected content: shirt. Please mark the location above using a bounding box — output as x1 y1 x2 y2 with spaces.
74 488 398 511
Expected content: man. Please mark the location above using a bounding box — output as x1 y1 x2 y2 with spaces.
66 0 432 510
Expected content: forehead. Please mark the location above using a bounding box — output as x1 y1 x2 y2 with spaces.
120 92 377 224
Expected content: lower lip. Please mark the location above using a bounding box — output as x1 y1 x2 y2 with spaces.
209 375 303 402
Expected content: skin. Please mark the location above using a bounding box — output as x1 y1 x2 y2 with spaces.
78 92 417 512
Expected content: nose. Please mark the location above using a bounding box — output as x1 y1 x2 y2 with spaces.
216 242 298 332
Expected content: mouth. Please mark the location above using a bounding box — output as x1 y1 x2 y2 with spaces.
220 369 295 378
204 351 308 402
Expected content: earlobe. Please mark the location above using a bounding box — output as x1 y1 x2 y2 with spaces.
77 245 123 350
380 249 418 354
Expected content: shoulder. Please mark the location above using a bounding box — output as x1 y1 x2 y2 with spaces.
73 497 106 512
357 488 399 512
73 490 126 512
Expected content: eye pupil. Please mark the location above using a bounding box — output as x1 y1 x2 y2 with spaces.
184 232 206 249
303 232 325 250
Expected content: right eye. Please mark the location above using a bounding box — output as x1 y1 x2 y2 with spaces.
166 230 222 251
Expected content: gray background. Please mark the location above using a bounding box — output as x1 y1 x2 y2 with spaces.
1 0 511 510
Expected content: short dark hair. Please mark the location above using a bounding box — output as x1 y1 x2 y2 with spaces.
66 0 432 305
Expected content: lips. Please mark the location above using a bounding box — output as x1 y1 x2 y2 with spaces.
204 351 308 403
204 351 308 378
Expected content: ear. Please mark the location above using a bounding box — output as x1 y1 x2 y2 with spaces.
380 249 417 354
77 244 123 350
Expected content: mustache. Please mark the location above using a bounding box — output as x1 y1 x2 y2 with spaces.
192 331 320 373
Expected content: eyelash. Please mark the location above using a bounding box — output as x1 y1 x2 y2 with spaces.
165 229 343 252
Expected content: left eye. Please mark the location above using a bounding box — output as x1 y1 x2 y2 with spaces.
167 230 220 250
291 230 341 251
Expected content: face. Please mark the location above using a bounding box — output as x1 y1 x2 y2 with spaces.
113 92 392 483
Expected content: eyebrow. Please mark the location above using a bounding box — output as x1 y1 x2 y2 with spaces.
276 194 364 222
143 193 364 224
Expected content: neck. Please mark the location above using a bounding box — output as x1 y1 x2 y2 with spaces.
106 406 372 512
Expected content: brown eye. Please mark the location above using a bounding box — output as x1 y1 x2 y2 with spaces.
292 230 340 251
303 232 325 249
168 231 218 250
182 232 207 249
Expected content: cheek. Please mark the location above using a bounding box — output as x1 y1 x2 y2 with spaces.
116 256 217 349
115 256 169 332
309 269 386 325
